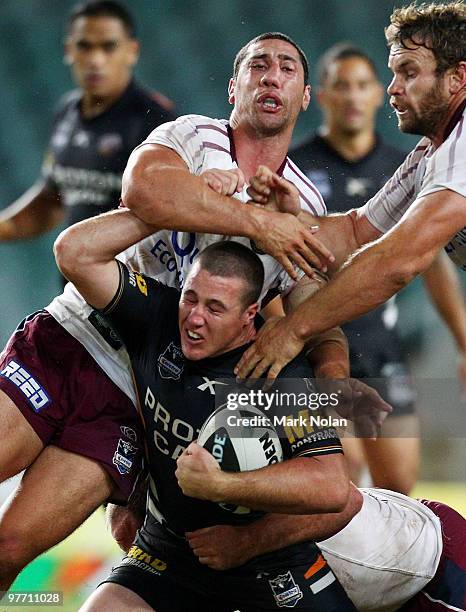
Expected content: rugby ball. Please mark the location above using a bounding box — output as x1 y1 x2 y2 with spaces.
197 403 283 515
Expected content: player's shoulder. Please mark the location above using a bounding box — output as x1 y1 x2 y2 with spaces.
401 136 431 169
291 134 323 159
283 155 327 215
152 114 230 145
178 114 229 133
52 89 81 119
129 81 175 115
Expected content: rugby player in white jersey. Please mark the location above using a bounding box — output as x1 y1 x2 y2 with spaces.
236 3 466 384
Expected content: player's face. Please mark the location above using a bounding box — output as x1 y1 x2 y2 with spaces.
179 267 258 361
318 57 383 135
65 16 139 99
387 43 450 137
228 39 311 137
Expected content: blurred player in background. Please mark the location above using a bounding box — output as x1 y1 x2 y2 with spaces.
291 43 466 494
0 0 175 255
0 0 175 590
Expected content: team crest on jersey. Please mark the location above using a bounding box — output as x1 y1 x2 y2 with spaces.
120 425 137 442
98 133 123 157
112 439 138 475
268 571 303 608
157 342 184 380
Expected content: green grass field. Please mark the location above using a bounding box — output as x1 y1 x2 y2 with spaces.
3 481 465 612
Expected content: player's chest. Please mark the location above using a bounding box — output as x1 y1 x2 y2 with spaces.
50 110 130 173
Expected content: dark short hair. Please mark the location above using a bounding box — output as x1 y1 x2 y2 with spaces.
68 0 136 38
233 32 309 86
317 42 379 85
196 241 265 308
385 2 466 75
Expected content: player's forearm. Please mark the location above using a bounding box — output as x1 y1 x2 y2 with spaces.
306 332 349 378
123 162 262 239
289 232 432 343
0 181 63 240
216 455 349 514
422 251 466 353
55 209 156 275
298 209 372 273
283 272 349 378
241 485 362 558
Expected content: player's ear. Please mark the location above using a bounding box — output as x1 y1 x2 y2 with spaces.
63 41 73 66
316 86 326 108
302 84 311 111
127 39 140 67
374 80 384 109
228 78 236 105
243 302 259 324
447 61 466 95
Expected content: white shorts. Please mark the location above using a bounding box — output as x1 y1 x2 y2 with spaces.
318 488 443 611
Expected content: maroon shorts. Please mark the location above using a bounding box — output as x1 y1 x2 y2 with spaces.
0 310 144 503
400 499 466 611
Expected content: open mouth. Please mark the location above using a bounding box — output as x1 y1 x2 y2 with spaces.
257 93 283 112
391 101 408 115
186 329 203 342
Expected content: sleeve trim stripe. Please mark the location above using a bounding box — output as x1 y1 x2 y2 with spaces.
101 260 125 315
294 445 343 458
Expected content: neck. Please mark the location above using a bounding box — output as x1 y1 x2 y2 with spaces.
80 79 130 119
430 92 466 148
226 322 258 355
229 117 291 181
320 124 376 162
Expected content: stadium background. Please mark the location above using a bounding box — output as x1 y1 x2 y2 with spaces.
0 1 464 609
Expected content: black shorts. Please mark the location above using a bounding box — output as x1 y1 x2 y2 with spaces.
346 326 416 417
103 521 356 611
352 362 417 418
0 310 144 502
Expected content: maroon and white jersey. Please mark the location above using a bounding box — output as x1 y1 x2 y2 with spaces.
361 103 466 269
119 114 326 290
47 114 325 402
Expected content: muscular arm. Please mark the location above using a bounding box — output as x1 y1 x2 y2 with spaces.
289 189 466 341
186 485 363 570
0 180 63 240
297 208 382 274
121 146 332 279
54 208 158 309
122 145 262 235
176 444 349 514
283 275 349 378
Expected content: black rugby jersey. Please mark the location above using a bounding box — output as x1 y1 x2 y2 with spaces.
291 135 407 376
42 80 176 228
102 262 343 536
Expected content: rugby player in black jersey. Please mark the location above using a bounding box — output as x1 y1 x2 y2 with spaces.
56 211 358 611
0 0 174 592
0 0 175 244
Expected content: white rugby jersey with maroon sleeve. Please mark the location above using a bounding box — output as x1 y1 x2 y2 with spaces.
361 103 466 269
46 114 326 403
